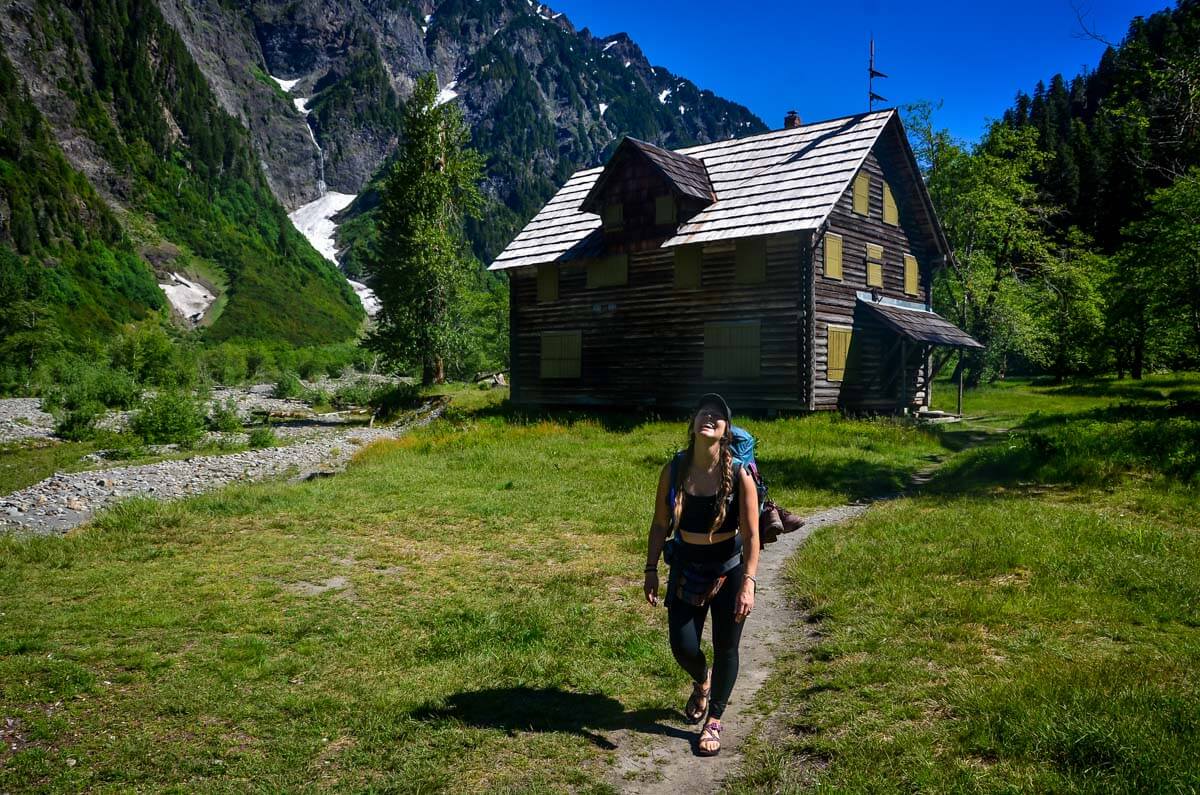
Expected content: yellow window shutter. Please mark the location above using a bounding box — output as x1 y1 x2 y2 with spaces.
704 321 761 379
541 331 581 379
853 172 870 216
587 253 628 288
674 245 702 289
904 254 918 296
655 195 677 225
603 203 623 230
735 238 767 284
827 325 851 382
866 244 883 287
824 232 843 279
536 264 558 303
883 182 898 226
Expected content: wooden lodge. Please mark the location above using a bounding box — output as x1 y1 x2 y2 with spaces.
488 109 982 413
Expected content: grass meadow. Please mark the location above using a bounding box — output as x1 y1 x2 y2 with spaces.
728 373 1200 793
0 393 943 792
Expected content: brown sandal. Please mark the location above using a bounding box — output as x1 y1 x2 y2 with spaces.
684 677 710 723
698 718 722 756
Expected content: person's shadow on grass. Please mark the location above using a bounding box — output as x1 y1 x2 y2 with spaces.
410 686 689 750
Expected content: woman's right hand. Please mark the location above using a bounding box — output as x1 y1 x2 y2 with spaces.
644 571 660 606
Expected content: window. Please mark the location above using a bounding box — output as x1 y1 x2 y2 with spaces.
587 253 628 288
827 325 852 382
540 331 581 379
655 195 677 225
704 321 760 379
853 172 870 216
883 182 899 226
536 264 558 303
904 254 919 296
735 238 766 284
674 245 701 289
866 243 884 288
824 232 843 279
603 203 624 230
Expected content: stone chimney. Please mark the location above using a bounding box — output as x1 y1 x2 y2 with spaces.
784 110 802 129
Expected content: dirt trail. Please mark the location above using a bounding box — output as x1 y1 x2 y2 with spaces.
604 502 871 794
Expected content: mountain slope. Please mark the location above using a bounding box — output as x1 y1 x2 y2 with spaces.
0 0 363 346
157 0 767 263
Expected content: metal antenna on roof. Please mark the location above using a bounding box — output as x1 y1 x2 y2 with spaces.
869 37 888 110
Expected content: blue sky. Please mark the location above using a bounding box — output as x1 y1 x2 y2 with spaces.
548 0 1171 145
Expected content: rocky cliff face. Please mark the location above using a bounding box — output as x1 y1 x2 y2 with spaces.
0 0 764 349
156 0 767 256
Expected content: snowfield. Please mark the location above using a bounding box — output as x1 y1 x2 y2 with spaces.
287 193 380 317
270 75 301 92
159 272 216 324
435 81 459 106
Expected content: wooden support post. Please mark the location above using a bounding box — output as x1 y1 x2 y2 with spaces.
900 339 908 413
957 349 964 417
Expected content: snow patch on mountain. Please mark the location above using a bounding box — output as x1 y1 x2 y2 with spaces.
294 97 311 115
658 88 672 104
287 193 380 317
435 81 459 106
270 75 301 92
159 273 216 325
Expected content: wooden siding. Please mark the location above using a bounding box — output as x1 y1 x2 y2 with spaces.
537 264 558 303
591 154 707 253
809 137 938 411
509 233 805 412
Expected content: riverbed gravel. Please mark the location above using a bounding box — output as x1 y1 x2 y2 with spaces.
0 400 444 536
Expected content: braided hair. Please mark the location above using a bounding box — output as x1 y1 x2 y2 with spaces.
671 415 735 540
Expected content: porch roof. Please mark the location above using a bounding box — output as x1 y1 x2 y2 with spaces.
858 299 983 349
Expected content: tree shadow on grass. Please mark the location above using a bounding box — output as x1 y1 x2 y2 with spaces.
757 455 928 501
925 400 1200 494
410 686 689 750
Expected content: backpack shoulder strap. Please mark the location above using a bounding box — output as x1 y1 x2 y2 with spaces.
666 451 685 514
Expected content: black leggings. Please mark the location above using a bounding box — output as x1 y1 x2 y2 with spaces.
667 564 745 719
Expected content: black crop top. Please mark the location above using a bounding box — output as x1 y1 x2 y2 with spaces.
676 490 739 535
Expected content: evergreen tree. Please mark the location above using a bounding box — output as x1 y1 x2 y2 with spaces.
367 73 485 384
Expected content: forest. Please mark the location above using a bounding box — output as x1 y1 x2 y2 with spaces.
913 0 1200 384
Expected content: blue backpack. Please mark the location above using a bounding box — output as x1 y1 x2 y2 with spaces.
666 425 768 521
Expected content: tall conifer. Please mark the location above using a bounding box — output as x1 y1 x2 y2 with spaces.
367 73 484 384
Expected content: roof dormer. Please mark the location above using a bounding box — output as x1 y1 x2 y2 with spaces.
580 137 715 245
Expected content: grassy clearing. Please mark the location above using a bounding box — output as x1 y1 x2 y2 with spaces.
727 375 1200 793
0 391 944 792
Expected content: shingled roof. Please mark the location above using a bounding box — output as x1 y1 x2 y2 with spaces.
858 299 984 349
490 109 902 271
579 137 715 214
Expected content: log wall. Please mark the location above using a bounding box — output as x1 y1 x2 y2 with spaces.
810 136 939 412
510 232 806 412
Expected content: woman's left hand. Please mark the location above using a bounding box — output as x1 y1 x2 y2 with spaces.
734 578 755 622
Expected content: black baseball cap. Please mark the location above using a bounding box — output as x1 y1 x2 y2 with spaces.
695 393 732 420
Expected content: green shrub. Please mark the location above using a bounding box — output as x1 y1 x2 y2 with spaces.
369 382 423 422
332 378 384 409
301 387 333 409
109 321 200 389
207 397 242 432
248 426 276 448
130 391 206 447
41 360 140 412
54 401 103 441
202 343 248 385
273 371 302 399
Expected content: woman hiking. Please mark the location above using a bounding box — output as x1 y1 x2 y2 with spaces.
644 393 760 756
